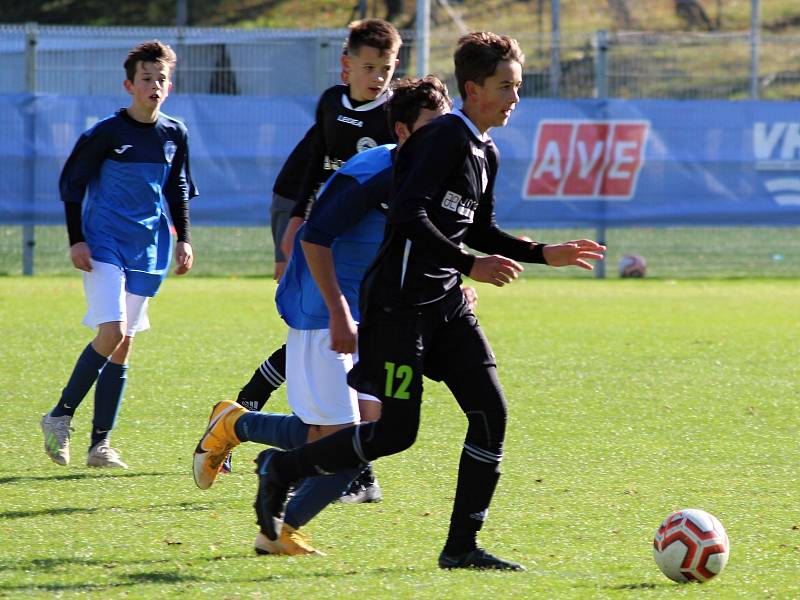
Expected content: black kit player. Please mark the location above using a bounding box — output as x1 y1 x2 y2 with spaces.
229 19 402 502
252 32 605 570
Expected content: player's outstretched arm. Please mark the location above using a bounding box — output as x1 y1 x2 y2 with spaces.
542 239 606 270
69 242 93 272
174 241 194 275
468 255 523 287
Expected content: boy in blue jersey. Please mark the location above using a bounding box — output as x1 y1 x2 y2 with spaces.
41 40 197 469
252 32 606 571
193 77 453 555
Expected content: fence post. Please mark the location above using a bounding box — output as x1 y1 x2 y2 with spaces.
593 29 609 279
549 0 561 98
23 22 38 276
749 0 760 99
415 0 430 77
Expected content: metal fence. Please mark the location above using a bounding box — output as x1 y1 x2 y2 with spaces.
1 24 799 99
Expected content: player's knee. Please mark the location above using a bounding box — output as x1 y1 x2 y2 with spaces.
363 400 419 456
93 323 125 356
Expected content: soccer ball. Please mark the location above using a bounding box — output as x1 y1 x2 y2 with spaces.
653 509 730 583
618 254 647 278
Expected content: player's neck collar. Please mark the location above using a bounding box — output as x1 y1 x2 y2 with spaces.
453 109 490 143
341 89 391 112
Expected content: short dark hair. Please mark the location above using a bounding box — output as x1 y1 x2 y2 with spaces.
454 32 524 99
124 40 177 82
387 76 452 135
346 19 402 56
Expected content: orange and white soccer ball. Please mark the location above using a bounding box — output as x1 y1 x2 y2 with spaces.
618 253 647 278
653 509 730 583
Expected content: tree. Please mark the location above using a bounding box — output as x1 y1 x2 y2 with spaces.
674 0 714 31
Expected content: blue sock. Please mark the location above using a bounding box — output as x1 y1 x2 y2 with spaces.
235 412 309 449
52 343 108 417
284 467 362 529
91 362 128 449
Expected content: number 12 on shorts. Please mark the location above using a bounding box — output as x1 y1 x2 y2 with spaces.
384 361 413 400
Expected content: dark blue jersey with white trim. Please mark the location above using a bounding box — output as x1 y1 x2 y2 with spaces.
60 109 197 296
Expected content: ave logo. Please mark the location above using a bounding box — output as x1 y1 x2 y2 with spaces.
523 120 649 200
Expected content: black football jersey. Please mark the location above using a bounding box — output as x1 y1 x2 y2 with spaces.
361 110 543 311
292 84 394 218
273 124 316 199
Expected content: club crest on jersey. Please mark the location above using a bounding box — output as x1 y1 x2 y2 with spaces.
163 141 177 164
356 137 377 153
441 190 476 221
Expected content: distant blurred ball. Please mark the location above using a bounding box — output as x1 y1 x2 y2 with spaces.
618 254 647 278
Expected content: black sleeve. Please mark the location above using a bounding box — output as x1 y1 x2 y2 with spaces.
389 121 475 274
166 197 191 244
64 201 84 246
291 99 328 219
163 127 196 244
59 126 108 204
59 125 109 246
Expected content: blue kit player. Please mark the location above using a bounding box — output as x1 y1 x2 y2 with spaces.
251 32 605 570
193 77 454 556
226 19 403 499
41 40 197 469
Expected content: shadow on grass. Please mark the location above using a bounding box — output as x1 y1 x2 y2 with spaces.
0 471 173 485
0 500 211 521
0 557 431 594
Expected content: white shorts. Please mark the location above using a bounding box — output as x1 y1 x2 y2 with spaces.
82 260 150 337
286 327 379 426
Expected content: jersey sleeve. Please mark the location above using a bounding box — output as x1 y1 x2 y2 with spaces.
59 123 110 245
389 122 475 274
301 171 379 247
164 126 197 244
59 123 110 204
291 98 328 219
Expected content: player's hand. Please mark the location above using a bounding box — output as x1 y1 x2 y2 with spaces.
461 285 479 311
469 255 523 287
280 217 304 261
543 239 606 270
273 261 287 282
69 242 92 272
329 309 358 354
174 241 194 275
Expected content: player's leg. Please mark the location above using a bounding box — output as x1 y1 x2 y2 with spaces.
254 316 426 541
87 290 151 468
41 260 124 465
431 305 523 571
235 345 286 412
338 396 383 504
255 328 366 554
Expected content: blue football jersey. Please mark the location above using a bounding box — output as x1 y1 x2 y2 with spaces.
276 144 395 330
60 109 197 297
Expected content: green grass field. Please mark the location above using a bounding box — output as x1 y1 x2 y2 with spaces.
1 276 798 599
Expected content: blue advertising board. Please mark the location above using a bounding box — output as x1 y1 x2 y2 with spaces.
1 95 798 227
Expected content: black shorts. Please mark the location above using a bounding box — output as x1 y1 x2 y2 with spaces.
348 288 496 403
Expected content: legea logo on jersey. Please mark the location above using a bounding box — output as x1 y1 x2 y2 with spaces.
754 122 800 206
523 120 649 200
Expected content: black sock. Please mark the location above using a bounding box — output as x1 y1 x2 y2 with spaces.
237 345 286 411
443 451 501 556
273 425 364 482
